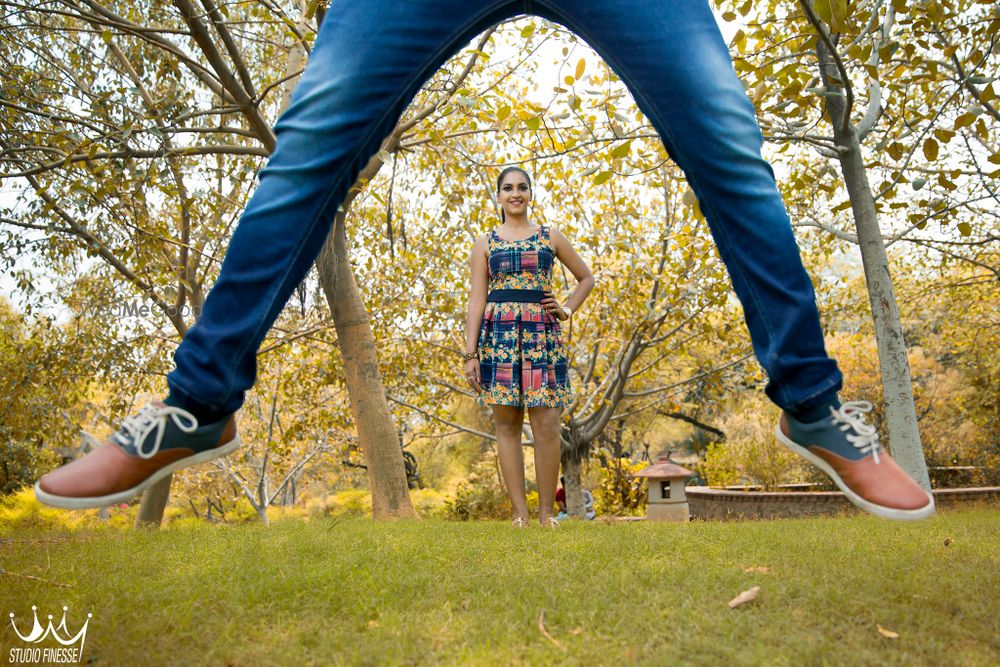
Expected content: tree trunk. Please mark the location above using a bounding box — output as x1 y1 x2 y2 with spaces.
256 504 270 525
833 128 931 489
135 475 171 527
316 212 417 518
813 36 931 491
561 450 585 518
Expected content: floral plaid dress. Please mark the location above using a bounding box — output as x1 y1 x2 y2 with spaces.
477 225 571 408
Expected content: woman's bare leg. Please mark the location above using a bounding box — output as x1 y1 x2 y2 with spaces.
528 406 562 523
493 405 528 521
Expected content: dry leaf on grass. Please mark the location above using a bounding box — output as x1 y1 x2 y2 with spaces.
743 566 770 574
944 537 952 546
876 624 899 639
728 586 761 609
0 567 73 588
367 620 380 629
538 609 566 651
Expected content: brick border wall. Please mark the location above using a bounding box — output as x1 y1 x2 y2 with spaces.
686 486 1000 521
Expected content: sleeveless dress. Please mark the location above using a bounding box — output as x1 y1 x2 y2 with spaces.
477 225 571 408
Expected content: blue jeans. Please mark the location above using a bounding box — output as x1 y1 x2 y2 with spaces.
167 0 842 419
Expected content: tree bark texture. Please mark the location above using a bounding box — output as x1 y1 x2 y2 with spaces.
316 213 417 518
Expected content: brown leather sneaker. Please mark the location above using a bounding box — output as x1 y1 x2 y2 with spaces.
776 401 934 520
34 402 239 510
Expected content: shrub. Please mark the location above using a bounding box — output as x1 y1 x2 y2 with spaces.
409 488 449 518
318 489 373 518
0 486 135 533
593 457 647 516
697 395 814 489
443 481 510 520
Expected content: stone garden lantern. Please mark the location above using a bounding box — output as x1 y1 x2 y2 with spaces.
634 457 695 522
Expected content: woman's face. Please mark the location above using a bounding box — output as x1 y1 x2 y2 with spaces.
497 171 531 219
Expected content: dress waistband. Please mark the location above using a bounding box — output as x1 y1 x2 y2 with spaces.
487 289 546 303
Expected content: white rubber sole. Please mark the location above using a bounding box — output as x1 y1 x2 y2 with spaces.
775 426 935 521
33 435 241 510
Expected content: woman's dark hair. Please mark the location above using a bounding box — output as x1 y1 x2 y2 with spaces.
496 166 532 222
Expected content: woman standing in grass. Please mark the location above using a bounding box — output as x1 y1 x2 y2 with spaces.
463 166 595 527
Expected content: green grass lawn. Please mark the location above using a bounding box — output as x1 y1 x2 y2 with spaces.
2 508 998 666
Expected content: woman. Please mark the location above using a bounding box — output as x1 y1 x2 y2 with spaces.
464 166 595 527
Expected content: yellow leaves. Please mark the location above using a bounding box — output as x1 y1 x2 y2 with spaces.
781 80 804 100
933 128 955 143
593 170 613 186
886 142 906 161
520 22 535 39
524 117 541 131
975 118 990 143
814 0 851 34
953 112 977 129
957 222 972 236
610 140 632 159
922 138 939 161
682 188 698 208
574 58 586 81
732 29 747 52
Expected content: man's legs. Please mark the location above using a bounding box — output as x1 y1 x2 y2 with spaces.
546 0 932 518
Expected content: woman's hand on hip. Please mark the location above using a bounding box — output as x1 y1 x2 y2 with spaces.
542 291 568 320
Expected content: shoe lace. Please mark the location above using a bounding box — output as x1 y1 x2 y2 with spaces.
830 401 881 464
116 403 198 459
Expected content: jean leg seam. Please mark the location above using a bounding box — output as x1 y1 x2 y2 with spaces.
209 4 513 412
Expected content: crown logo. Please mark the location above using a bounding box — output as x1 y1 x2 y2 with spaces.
9 605 92 653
